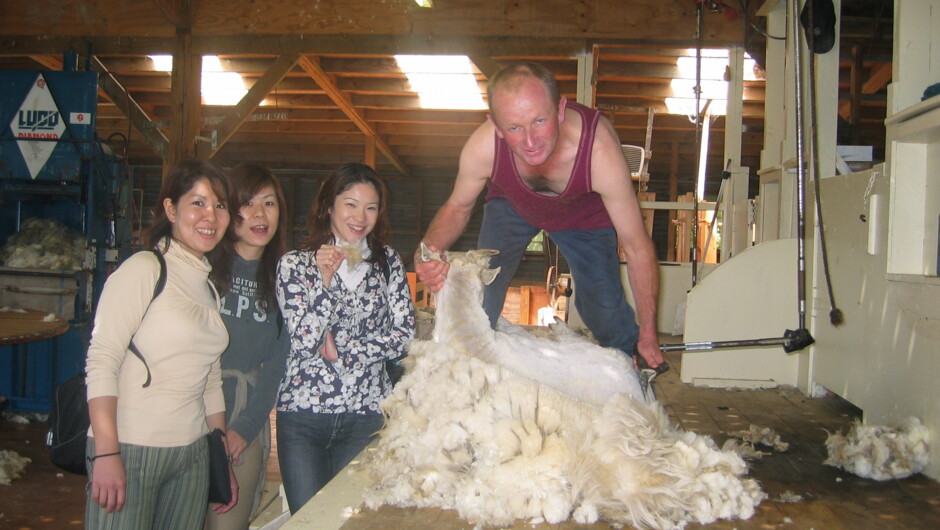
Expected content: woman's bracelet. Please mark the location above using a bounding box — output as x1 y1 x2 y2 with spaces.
87 451 121 463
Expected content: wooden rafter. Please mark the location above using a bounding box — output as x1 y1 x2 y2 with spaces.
27 55 63 70
468 56 501 80
297 54 409 176
90 56 169 159
197 54 301 160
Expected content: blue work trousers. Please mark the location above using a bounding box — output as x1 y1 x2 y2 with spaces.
477 198 640 355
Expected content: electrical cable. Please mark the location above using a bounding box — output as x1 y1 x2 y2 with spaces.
804 0 844 326
737 0 787 41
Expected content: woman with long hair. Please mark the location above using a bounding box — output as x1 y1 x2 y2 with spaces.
205 164 290 528
275 162 415 514
85 158 237 528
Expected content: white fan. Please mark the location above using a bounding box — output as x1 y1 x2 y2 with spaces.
621 144 647 177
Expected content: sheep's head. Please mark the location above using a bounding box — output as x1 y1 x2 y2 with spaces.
418 243 501 309
424 246 502 347
446 249 501 287
418 243 501 287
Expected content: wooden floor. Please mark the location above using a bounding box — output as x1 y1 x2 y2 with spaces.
3 349 940 529
0 410 283 529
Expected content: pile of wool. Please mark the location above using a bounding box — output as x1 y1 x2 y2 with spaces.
723 424 790 460
824 417 930 480
0 218 86 270
364 249 765 529
0 450 30 486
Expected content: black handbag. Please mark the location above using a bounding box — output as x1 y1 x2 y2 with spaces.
47 372 90 475
206 428 232 504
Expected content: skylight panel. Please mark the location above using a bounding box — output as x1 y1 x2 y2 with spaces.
394 55 487 110
148 55 248 106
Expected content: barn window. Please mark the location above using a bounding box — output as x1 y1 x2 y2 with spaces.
666 48 760 118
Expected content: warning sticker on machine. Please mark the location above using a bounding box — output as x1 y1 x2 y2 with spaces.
10 73 66 179
70 112 91 125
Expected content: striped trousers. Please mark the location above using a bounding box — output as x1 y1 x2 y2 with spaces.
85 436 209 530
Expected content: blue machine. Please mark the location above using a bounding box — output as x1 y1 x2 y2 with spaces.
0 65 135 411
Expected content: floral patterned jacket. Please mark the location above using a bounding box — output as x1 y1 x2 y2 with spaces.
275 246 415 414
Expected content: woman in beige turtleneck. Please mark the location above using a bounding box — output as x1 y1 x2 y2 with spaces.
84 158 237 529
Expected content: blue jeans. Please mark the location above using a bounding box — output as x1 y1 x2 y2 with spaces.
276 410 384 514
477 198 640 355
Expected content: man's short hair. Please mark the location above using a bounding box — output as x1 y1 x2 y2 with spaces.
487 62 560 115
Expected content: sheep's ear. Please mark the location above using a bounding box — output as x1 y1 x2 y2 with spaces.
481 266 501 285
467 248 500 268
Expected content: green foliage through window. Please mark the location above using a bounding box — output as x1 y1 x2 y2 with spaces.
526 231 545 253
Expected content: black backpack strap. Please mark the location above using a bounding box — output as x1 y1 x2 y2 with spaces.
150 250 168 300
127 250 167 388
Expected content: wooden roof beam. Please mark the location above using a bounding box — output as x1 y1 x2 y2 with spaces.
839 62 892 120
297 54 409 176
2 34 745 59
151 0 191 28
27 55 63 70
197 53 301 159
90 55 169 159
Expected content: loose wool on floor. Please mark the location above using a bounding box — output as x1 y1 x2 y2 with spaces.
364 249 766 529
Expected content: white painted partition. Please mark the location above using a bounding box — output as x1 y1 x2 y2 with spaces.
812 166 940 480
680 238 801 388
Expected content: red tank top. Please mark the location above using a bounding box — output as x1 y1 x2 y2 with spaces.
484 101 613 232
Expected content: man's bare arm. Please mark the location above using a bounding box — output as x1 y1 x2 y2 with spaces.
415 119 495 291
422 121 495 250
591 117 665 368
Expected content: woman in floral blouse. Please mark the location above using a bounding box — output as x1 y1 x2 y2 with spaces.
275 162 415 514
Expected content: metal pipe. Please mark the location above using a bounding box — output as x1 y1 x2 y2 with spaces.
660 328 815 354
691 0 704 286
791 0 809 330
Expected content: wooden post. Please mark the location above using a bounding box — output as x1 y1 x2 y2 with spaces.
519 286 532 326
676 192 695 262
167 28 202 175
637 191 656 237
698 210 718 263
667 142 680 261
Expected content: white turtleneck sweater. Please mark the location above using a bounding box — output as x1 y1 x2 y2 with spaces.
85 238 229 447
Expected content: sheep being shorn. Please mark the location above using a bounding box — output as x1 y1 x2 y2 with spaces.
364 249 765 529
